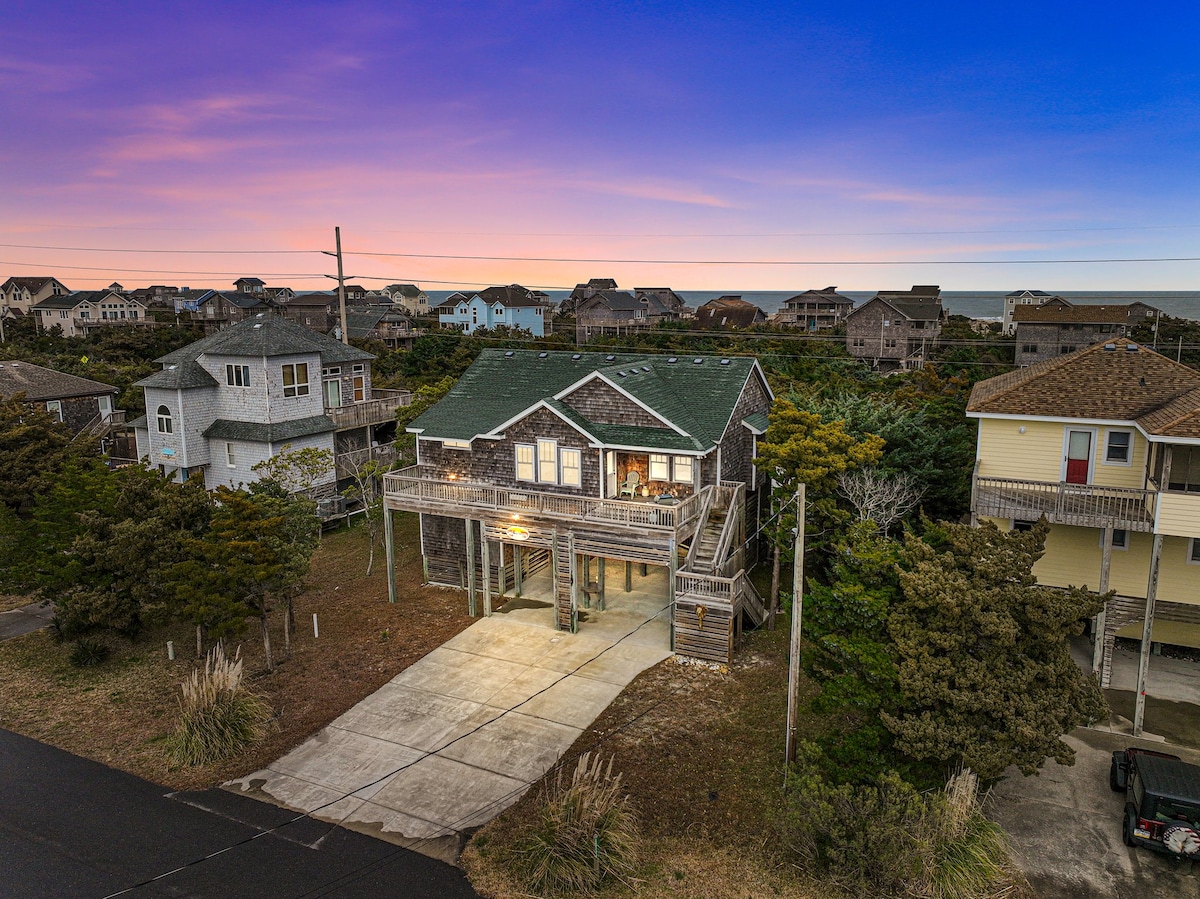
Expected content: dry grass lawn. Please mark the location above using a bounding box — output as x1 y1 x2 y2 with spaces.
0 512 474 791
462 622 829 899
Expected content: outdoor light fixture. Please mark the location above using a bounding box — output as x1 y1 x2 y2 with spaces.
507 526 530 541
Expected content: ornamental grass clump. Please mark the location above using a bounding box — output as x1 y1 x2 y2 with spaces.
164 644 271 767
920 768 1018 899
513 752 640 895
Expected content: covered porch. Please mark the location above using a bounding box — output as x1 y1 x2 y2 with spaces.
604 449 702 501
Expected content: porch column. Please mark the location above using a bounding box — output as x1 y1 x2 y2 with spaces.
513 544 522 596
497 542 506 596
1091 527 1113 674
465 519 477 617
1134 533 1163 737
581 555 591 608
383 504 397 604
625 561 632 592
597 556 606 611
481 531 492 617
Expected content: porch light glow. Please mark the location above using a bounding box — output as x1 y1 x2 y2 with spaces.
507 525 530 541
448 473 458 480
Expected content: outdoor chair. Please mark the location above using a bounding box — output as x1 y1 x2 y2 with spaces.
618 471 640 498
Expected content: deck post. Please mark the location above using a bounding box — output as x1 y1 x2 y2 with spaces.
465 518 477 617
1092 527 1113 674
383 504 397 604
582 555 591 608
481 530 492 617
597 556 606 610
1134 532 1163 737
513 544 522 597
568 533 579 634
550 529 561 630
668 540 677 653
625 560 632 592
497 541 506 596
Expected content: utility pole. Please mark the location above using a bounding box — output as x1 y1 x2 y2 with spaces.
784 483 806 768
320 227 351 346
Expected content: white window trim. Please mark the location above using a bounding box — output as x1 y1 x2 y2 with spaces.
515 444 535 482
537 438 558 484
560 447 582 487
226 363 250 387
282 362 310 397
226 442 236 468
672 455 694 484
1060 427 1098 484
1189 538 1200 566
1099 529 1129 551
156 404 173 434
1102 429 1134 467
45 400 62 422
648 453 669 481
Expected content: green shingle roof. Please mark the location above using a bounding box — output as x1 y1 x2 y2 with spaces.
410 349 762 452
203 414 334 443
157 313 372 366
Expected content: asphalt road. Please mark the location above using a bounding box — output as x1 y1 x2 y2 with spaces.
0 728 479 899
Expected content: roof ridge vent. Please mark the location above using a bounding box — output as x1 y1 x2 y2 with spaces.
693 357 703 364
571 353 581 360
504 350 514 357
1104 343 1116 351
605 355 616 362
667 357 677 364
720 358 730 365
642 365 650 372
538 352 548 358
1126 343 1139 352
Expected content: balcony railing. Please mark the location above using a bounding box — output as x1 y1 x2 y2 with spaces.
383 464 709 535
325 388 412 430
972 473 1156 532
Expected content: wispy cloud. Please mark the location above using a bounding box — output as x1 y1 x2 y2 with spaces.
0 58 92 92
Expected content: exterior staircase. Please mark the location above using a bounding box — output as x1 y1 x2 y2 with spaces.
673 481 767 663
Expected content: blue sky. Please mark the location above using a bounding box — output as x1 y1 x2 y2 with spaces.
3 1 1199 291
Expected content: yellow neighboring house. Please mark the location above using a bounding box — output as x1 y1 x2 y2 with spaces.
967 338 1200 690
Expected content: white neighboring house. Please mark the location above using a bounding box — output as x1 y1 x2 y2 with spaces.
32 289 152 337
130 314 406 493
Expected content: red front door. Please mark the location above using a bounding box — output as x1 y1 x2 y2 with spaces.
1066 430 1092 484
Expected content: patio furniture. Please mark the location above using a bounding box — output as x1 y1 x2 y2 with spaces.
619 471 640 498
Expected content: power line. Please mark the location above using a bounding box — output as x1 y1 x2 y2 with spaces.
0 242 320 255
347 251 1200 266
0 260 329 279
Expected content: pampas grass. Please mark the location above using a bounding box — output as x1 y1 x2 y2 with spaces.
512 752 640 895
164 644 271 767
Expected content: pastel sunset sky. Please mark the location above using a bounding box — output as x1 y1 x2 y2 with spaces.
4 1 1200 291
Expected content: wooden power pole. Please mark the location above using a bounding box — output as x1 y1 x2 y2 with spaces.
784 483 806 768
321 227 351 346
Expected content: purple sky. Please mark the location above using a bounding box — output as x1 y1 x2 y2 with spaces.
4 1 1200 291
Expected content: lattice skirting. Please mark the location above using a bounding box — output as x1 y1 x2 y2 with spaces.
1097 595 1200 688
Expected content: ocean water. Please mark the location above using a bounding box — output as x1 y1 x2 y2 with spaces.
427 290 1200 320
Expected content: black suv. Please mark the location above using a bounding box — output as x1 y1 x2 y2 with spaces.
1111 747 1200 857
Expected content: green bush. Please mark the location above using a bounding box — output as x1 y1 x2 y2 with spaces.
164 644 271 767
778 750 1019 899
511 752 639 895
69 637 111 667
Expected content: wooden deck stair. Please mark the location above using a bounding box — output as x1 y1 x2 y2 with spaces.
687 506 728 574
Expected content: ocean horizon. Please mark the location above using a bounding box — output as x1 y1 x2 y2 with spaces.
425 289 1200 321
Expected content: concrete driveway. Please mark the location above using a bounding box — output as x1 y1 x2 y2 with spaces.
0 601 54 641
229 601 671 862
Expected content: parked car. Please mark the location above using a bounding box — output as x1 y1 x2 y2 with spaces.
1111 747 1200 857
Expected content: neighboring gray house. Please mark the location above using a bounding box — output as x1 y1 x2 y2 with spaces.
771 287 853 331
844 285 944 369
573 284 685 342
0 360 119 434
130 314 409 492
1013 298 1161 366
1002 289 1056 335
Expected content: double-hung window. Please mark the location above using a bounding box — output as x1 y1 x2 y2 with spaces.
648 453 669 481
1105 430 1132 465
537 439 558 484
226 364 250 387
515 444 535 481
560 448 582 487
672 456 694 484
45 400 62 422
156 404 173 434
282 363 309 397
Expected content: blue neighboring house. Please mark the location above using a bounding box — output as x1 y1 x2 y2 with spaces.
436 284 554 336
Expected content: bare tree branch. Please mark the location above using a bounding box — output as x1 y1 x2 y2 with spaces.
837 467 924 531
